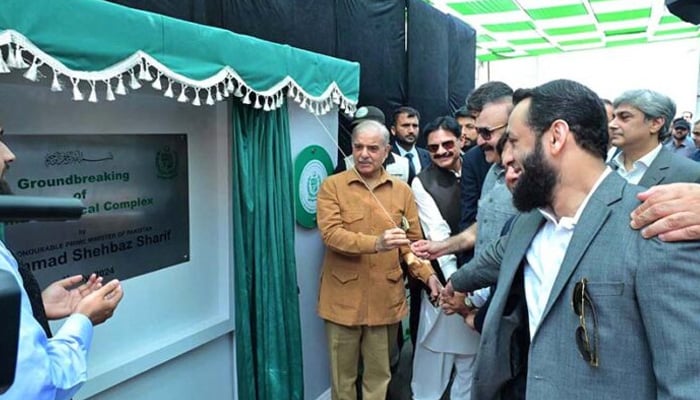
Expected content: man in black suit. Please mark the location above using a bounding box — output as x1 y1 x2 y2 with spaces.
390 106 431 184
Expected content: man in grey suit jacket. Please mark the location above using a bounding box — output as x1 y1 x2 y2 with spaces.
608 89 700 186
451 79 700 399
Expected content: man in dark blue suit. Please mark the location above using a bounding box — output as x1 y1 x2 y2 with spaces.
390 106 431 184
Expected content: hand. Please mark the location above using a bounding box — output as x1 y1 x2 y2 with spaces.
427 275 442 306
440 280 455 299
631 183 700 241
42 273 103 320
410 239 449 260
440 290 472 316
74 279 124 326
464 308 478 330
375 228 411 252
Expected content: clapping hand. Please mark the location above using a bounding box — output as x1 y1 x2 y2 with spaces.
42 273 103 320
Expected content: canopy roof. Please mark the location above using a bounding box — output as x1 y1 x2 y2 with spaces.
0 0 359 114
429 0 700 61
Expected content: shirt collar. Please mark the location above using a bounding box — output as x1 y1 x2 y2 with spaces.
612 144 662 172
346 167 391 187
396 145 416 158
537 167 613 229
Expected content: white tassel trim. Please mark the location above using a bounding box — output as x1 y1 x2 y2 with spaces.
0 36 359 113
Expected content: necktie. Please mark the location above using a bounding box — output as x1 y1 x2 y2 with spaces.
405 153 416 184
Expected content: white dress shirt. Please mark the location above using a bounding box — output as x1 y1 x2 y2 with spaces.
524 168 612 339
396 145 422 174
611 144 662 185
412 172 480 354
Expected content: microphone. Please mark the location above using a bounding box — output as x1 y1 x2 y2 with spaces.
0 196 85 221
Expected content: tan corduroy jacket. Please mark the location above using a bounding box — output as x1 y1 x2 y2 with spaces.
316 169 435 326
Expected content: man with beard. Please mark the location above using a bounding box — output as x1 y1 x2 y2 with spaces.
663 117 696 158
454 106 478 152
411 87 513 265
0 126 124 399
390 106 431 184
449 80 700 399
609 90 700 185
409 117 479 400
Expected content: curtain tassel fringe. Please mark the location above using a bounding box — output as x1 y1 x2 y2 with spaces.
105 79 116 101
71 79 84 101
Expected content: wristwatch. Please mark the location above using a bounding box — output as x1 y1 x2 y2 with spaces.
464 295 475 309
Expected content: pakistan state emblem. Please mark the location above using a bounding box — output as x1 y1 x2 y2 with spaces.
156 146 178 179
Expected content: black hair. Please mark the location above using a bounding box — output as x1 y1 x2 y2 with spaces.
466 81 514 116
392 106 420 126
454 106 472 119
422 116 461 139
514 80 608 160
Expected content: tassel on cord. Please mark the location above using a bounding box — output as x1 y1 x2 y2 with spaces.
115 74 127 95
331 91 340 104
177 84 189 103
5 45 17 69
129 70 141 90
23 58 40 82
253 94 262 109
294 88 302 103
222 83 230 98
242 90 252 105
192 89 201 106
71 78 84 101
263 97 271 111
287 85 295 98
12 46 29 69
151 72 162 90
139 59 153 81
88 81 98 103
0 47 10 73
300 97 307 109
216 85 223 101
206 89 215 106
105 79 116 101
276 93 284 108
164 79 174 98
234 84 244 98
227 78 234 93
51 70 63 92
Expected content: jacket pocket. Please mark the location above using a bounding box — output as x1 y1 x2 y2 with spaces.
332 268 359 284
385 268 403 283
586 282 624 296
341 211 364 230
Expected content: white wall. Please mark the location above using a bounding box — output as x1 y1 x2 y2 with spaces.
478 38 700 117
288 104 338 400
0 71 236 400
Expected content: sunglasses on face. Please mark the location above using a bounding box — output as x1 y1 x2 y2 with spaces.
476 123 507 140
427 140 456 153
572 278 599 367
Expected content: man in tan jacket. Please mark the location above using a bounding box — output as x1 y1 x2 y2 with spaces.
317 120 440 400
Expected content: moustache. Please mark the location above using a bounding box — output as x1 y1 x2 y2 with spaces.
433 152 454 160
480 144 494 152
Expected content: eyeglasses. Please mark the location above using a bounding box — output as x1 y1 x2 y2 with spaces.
427 140 456 153
476 123 507 140
572 278 599 367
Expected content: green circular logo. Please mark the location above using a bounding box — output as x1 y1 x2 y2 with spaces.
294 145 333 228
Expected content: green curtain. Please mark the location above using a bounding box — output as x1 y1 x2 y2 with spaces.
231 100 303 400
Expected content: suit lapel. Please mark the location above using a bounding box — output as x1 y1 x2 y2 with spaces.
490 211 545 314
638 147 671 187
538 174 625 327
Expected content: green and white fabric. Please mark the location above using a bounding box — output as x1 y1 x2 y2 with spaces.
0 0 359 115
429 0 700 61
